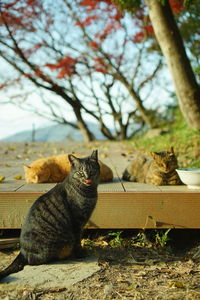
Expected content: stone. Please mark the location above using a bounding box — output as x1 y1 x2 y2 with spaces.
1 256 100 290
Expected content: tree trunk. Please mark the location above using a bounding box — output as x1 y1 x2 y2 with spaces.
145 0 200 130
114 73 155 128
73 107 95 142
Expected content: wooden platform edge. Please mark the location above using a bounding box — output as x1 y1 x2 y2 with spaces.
0 191 200 229
0 237 19 249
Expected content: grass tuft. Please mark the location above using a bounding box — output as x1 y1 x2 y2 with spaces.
127 109 200 168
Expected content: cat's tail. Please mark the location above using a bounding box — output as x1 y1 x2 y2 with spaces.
0 252 27 281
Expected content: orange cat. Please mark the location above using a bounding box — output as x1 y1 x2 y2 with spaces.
24 153 113 183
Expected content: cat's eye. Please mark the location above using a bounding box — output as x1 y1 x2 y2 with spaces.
77 171 84 177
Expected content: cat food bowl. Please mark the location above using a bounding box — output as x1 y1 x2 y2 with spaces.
176 168 200 189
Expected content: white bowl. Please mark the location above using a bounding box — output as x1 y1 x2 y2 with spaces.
176 168 200 189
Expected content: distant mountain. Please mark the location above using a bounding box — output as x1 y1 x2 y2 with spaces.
1 123 105 142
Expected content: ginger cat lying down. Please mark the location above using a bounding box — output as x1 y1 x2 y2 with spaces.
24 153 113 183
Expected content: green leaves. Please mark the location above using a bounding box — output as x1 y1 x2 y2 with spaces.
113 0 142 12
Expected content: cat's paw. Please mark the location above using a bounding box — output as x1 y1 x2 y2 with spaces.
122 170 136 182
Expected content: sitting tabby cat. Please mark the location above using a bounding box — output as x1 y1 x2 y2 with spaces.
24 153 113 183
122 147 182 185
0 150 100 281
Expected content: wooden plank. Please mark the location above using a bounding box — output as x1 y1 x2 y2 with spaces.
17 183 56 192
90 192 200 229
158 185 197 192
105 152 126 192
0 192 38 228
0 158 27 179
98 179 124 192
0 180 25 192
108 153 127 180
122 182 162 192
122 182 200 193
0 190 200 229
0 167 18 178
0 141 200 229
0 237 19 249
10 181 124 193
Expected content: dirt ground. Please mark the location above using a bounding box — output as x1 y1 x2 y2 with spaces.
1 231 200 300
0 230 200 300
1 142 200 299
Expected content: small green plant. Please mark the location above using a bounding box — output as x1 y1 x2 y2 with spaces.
155 229 171 248
82 238 94 249
108 230 124 247
133 229 172 251
134 231 147 246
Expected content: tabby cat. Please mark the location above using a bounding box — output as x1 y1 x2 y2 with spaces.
24 153 113 183
122 147 182 185
0 150 100 281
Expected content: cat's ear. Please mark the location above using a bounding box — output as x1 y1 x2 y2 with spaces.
68 154 80 167
91 150 98 161
24 165 31 171
170 146 174 153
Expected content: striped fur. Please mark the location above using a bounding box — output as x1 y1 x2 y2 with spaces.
0 150 100 281
122 147 182 186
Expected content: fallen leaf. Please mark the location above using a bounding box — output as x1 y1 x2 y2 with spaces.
100 153 108 159
126 150 134 155
26 149 33 154
169 281 184 288
135 271 147 277
5 164 11 167
121 153 127 157
95 240 109 247
121 151 134 157
53 148 58 154
8 146 16 151
98 260 109 268
85 145 93 149
103 146 109 151
14 174 22 180
0 176 5 183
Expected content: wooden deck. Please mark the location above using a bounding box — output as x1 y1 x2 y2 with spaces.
0 141 200 230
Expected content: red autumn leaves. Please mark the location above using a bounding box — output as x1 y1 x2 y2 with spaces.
1 0 184 80
45 56 78 78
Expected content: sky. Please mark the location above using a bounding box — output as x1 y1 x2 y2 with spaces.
0 102 53 140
